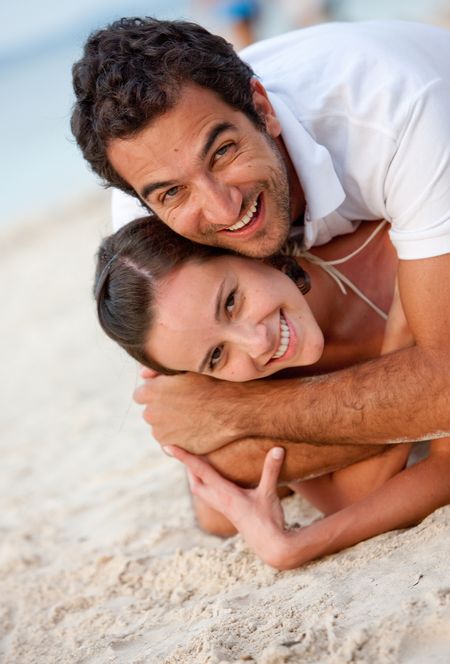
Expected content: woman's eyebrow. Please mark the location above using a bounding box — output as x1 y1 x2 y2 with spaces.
197 277 226 373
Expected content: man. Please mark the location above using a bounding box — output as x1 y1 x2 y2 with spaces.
71 18 450 519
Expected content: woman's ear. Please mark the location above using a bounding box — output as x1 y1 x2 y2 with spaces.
250 78 282 138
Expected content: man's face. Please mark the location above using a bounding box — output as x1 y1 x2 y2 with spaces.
107 82 299 257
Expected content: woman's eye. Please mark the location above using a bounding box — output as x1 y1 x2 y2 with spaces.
225 291 235 314
209 346 223 369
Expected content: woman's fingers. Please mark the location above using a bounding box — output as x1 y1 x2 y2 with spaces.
166 445 245 518
164 445 232 491
258 447 285 496
165 446 288 546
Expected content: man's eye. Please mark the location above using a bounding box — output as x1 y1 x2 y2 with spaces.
163 186 180 201
209 346 223 369
225 291 235 314
214 143 231 161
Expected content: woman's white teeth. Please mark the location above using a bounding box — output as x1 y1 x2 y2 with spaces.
272 313 290 359
226 199 258 231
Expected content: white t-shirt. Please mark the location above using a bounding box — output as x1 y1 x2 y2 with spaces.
111 20 450 260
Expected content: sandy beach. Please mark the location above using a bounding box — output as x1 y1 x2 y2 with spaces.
1 195 449 663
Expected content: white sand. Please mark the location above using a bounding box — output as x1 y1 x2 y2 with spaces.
1 196 449 664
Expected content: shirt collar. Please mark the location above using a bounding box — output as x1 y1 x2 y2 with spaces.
268 91 345 221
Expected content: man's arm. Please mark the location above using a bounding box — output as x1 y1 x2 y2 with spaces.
136 254 450 452
206 438 383 486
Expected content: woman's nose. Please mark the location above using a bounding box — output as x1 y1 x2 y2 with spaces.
233 322 270 359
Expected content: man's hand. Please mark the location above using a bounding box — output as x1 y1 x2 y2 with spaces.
134 370 248 453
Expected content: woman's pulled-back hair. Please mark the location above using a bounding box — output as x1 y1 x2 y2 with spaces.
71 16 262 195
94 216 229 373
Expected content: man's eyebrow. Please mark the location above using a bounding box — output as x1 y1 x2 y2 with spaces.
198 277 226 373
200 121 235 160
141 180 175 201
140 122 236 201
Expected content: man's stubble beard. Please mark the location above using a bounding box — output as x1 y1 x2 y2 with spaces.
202 131 293 258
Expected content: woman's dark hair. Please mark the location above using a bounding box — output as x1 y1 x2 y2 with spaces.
94 216 232 373
71 16 263 195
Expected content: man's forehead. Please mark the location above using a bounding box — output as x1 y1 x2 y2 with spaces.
107 84 242 181
120 83 241 145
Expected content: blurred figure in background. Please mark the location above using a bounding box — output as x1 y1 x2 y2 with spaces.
200 0 339 47
278 0 335 28
202 0 261 47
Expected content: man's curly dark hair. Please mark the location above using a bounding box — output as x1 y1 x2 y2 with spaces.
71 16 263 196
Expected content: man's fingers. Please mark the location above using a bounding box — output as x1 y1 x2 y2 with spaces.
142 405 153 427
139 366 160 379
258 447 285 496
133 383 148 405
133 372 161 405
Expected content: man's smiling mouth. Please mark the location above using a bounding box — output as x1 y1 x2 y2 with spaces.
222 195 261 233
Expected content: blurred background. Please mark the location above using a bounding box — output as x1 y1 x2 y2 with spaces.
2 5 450 659
1 0 449 231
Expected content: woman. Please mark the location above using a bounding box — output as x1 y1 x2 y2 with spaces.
94 216 450 569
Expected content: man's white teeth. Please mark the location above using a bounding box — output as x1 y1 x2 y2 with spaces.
272 313 290 359
226 199 258 231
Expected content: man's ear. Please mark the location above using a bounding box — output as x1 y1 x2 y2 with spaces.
250 78 282 138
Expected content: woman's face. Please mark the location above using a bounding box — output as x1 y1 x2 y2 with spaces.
146 256 324 382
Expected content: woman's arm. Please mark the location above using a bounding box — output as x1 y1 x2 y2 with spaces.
277 439 450 570
190 437 383 537
288 443 411 515
165 439 450 570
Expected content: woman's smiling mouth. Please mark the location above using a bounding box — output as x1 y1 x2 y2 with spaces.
271 311 291 360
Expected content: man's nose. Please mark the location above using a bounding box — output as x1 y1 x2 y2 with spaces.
196 176 242 228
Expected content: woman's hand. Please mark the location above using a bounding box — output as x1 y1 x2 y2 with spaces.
164 445 290 568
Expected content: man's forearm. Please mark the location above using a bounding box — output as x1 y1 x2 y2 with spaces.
137 345 449 454
207 438 383 487
228 346 450 447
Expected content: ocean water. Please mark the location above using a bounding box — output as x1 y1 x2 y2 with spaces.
1 0 447 228
1 0 194 227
